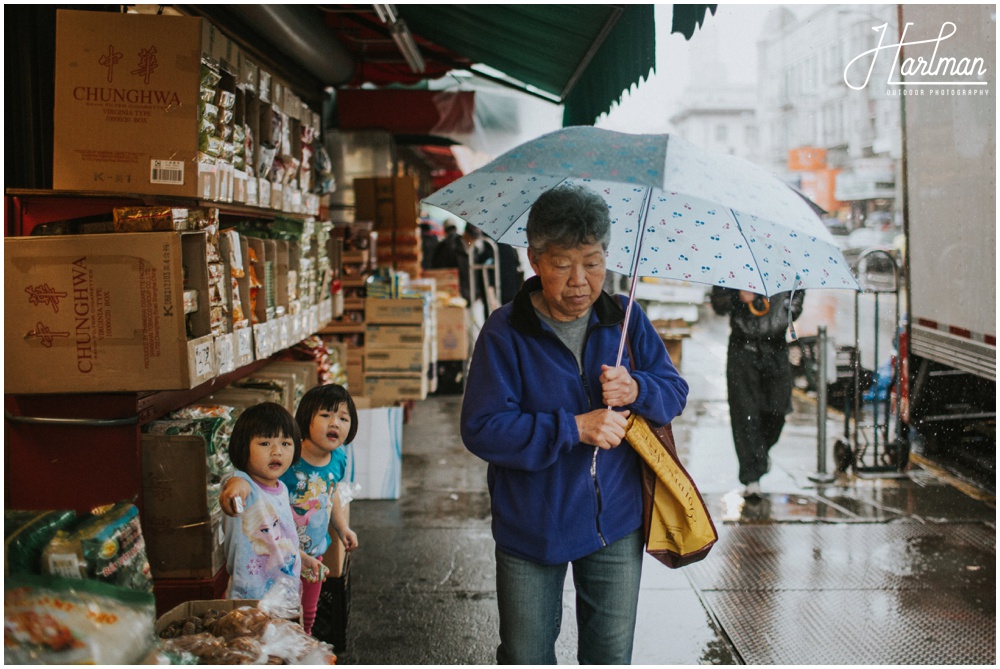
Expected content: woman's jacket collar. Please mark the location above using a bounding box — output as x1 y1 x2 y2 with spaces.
508 275 626 337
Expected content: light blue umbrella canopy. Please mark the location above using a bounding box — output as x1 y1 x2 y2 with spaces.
424 126 859 297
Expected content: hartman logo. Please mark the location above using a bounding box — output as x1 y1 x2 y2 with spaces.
844 21 989 91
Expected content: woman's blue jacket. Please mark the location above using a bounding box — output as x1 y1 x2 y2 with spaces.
460 276 689 565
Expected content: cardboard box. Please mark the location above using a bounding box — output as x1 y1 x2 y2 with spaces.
436 305 469 361
206 386 282 408
353 176 418 232
262 360 319 394
53 10 220 198
345 406 403 499
421 268 461 299
364 347 426 374
141 434 225 579
346 358 364 396
365 297 424 325
155 599 258 634
363 374 429 405
365 324 426 348
5 232 217 393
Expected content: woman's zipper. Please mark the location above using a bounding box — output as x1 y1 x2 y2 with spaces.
580 360 608 548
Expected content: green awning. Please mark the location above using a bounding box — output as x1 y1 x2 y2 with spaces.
395 4 660 127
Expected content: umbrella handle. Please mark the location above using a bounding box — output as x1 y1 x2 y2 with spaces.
747 296 770 317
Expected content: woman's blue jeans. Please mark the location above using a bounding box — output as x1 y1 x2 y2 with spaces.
495 529 644 665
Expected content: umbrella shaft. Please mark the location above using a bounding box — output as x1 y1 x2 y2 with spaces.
615 187 653 368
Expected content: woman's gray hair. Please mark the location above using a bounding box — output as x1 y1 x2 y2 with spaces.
526 183 611 254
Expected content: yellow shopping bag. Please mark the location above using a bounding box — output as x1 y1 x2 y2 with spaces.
625 414 717 567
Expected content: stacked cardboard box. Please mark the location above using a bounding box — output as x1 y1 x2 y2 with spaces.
353 177 419 235
363 296 430 405
51 9 320 215
4 219 334 394
5 232 217 393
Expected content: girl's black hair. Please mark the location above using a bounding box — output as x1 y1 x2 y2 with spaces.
228 401 302 471
295 384 359 446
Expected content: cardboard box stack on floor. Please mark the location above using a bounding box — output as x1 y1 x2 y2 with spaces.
363 296 430 405
421 268 468 363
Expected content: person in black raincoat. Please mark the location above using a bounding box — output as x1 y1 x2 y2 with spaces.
710 286 805 496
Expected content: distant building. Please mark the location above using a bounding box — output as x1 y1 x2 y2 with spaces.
669 21 759 161
755 4 901 225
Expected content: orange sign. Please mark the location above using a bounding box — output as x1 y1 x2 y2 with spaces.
800 168 842 213
788 147 827 171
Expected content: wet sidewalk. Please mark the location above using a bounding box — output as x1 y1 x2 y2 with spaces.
341 309 996 664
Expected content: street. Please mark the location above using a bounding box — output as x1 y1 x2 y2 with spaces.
340 299 995 665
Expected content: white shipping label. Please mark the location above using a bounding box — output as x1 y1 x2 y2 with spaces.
237 328 253 357
150 159 185 185
194 340 214 377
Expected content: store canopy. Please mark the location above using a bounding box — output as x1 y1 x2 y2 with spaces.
323 4 716 127
395 5 654 127
189 4 716 126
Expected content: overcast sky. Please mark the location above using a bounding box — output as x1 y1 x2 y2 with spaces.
598 4 807 133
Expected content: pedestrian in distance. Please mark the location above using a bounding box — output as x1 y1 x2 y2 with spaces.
710 286 805 497
221 385 360 635
432 220 491 322
461 184 689 664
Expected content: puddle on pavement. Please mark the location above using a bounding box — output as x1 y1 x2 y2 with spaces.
716 490 856 522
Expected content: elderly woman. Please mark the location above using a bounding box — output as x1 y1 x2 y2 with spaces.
461 184 689 664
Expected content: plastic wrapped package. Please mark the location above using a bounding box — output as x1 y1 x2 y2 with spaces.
200 134 224 158
154 602 336 665
244 124 256 177
5 510 77 577
233 125 246 158
257 575 302 621
210 607 272 642
270 156 287 186
40 502 153 593
314 144 335 195
259 619 337 665
113 206 190 232
257 144 277 180
200 60 222 91
214 88 236 110
158 632 229 664
4 574 156 664
247 246 264 324
200 101 220 127
184 289 200 315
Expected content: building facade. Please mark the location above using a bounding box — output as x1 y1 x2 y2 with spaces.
755 4 901 226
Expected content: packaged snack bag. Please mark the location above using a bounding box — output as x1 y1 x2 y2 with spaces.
41 502 153 593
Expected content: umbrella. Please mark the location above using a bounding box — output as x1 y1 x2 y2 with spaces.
423 126 859 362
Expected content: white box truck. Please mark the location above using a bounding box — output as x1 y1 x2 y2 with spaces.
897 5 995 475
